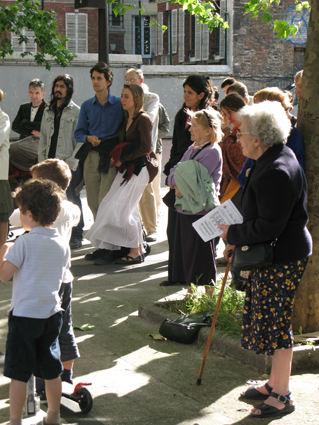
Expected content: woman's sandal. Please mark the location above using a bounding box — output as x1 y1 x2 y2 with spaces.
239 381 272 400
250 392 295 418
115 255 144 265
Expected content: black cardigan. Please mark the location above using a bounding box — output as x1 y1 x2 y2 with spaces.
12 101 46 139
163 108 192 177
228 144 312 265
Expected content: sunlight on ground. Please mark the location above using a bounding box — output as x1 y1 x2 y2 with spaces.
109 315 129 328
74 334 94 344
74 346 179 399
77 273 107 281
71 292 98 302
79 296 101 304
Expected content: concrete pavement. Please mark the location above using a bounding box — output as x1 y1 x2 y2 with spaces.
1 141 319 424
0 190 318 424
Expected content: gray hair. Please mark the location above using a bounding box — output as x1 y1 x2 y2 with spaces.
125 68 144 80
237 101 291 147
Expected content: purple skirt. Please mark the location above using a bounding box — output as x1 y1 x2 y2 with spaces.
172 212 216 287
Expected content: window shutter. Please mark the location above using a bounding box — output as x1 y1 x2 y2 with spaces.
66 13 88 53
12 28 36 53
202 22 209 60
219 0 226 59
172 9 177 54
66 13 77 52
77 13 88 53
195 16 201 61
178 9 185 62
158 12 163 55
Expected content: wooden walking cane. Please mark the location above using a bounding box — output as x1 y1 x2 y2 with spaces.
197 260 231 385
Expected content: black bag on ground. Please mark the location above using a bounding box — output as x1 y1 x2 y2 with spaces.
159 311 213 344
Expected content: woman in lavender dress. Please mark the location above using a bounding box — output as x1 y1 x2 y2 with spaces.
167 108 222 295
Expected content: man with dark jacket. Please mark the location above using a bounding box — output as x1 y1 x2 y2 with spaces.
10 79 46 172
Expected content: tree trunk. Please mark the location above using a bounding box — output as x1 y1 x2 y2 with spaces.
292 0 319 333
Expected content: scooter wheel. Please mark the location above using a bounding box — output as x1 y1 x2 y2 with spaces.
76 387 93 413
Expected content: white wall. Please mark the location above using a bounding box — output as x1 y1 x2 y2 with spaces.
0 55 232 138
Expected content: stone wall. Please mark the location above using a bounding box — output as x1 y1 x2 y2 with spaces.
232 0 307 94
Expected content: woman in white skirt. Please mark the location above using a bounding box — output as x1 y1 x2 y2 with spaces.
86 84 152 264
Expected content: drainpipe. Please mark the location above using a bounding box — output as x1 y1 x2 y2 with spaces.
225 0 228 65
169 10 172 65
139 1 142 56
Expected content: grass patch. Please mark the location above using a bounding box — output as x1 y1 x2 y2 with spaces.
163 278 246 338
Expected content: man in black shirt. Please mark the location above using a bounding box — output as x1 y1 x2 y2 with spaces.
10 79 46 172
38 74 83 249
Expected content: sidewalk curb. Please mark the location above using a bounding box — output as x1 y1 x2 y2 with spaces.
139 303 319 372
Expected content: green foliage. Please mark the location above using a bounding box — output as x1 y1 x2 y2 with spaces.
0 0 75 70
107 0 137 16
166 277 245 338
243 0 310 39
173 0 229 32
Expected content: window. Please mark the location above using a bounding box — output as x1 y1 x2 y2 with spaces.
66 13 88 53
132 15 151 57
178 9 185 62
11 28 36 53
158 12 163 55
109 4 123 28
172 9 177 54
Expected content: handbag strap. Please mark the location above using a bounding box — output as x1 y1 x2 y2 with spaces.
190 142 211 160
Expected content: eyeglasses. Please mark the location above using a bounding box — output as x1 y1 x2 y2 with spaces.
125 78 138 83
236 131 250 138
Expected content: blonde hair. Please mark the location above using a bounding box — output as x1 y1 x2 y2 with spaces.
0 89 4 102
122 84 144 118
253 87 292 111
188 108 223 144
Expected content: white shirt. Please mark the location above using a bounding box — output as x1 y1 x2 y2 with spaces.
5 227 70 319
0 109 10 180
9 199 80 283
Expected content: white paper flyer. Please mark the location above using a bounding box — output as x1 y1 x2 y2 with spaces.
192 199 243 242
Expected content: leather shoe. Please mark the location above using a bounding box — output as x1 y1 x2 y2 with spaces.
94 250 114 265
85 249 102 261
146 234 157 242
70 238 82 249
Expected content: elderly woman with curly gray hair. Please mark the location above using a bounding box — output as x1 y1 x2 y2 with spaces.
219 101 312 419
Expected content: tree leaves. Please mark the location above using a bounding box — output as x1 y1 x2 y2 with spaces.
0 0 75 70
243 0 310 39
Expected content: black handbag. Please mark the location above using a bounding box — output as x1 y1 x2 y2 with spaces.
159 311 213 344
162 188 176 209
231 239 277 271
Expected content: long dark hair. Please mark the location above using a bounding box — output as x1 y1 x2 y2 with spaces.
50 74 74 108
182 75 214 110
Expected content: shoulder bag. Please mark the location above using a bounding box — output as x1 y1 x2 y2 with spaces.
231 239 278 271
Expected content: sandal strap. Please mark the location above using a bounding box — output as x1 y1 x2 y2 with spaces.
270 391 292 405
265 382 273 394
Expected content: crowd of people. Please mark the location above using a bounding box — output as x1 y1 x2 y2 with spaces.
0 65 312 422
